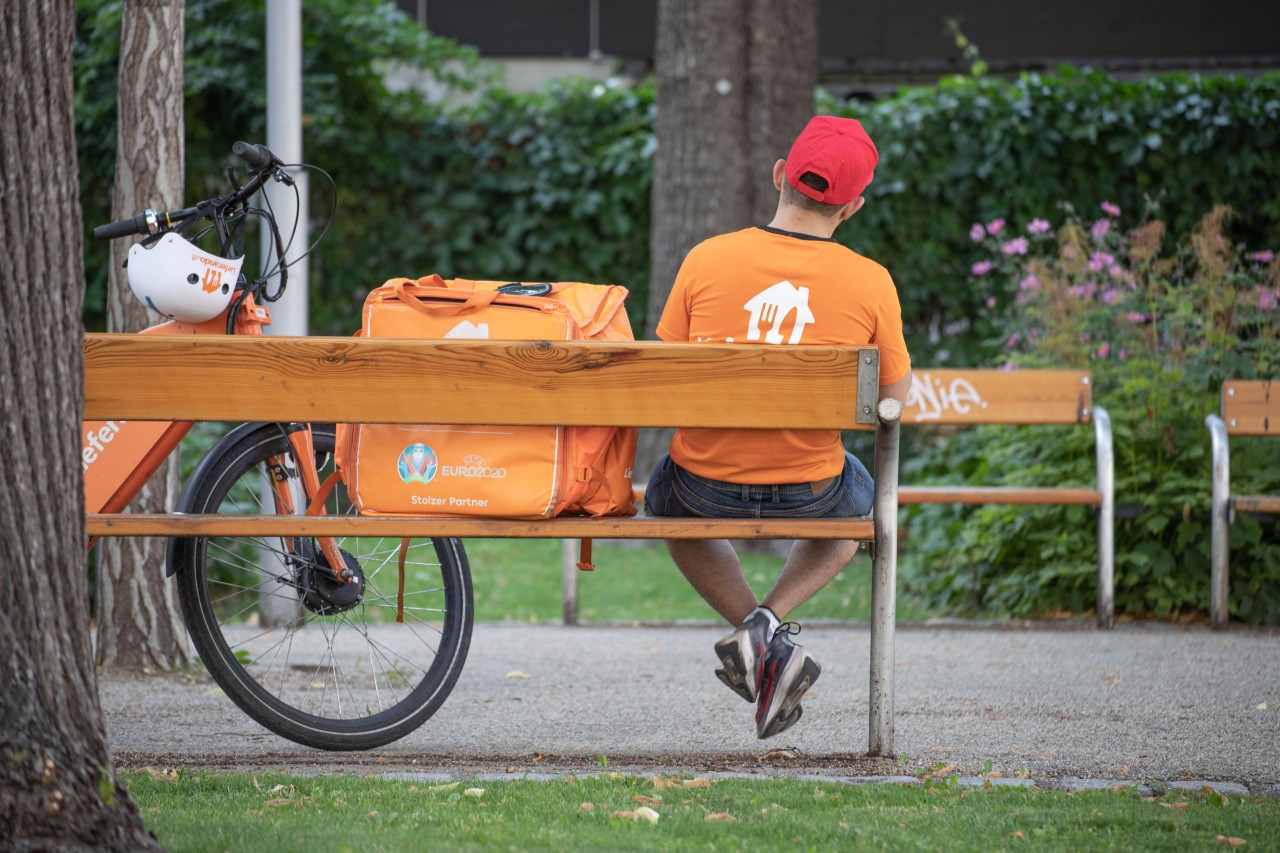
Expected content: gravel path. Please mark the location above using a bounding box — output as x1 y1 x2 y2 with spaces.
102 620 1280 791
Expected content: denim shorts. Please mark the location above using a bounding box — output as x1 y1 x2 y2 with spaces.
644 453 874 519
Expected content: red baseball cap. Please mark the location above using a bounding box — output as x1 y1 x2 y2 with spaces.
785 116 879 204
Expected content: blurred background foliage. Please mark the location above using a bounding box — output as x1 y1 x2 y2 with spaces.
74 0 1279 622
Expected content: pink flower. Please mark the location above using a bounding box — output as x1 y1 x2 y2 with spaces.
1088 251 1115 272
969 223 986 242
1100 201 1121 217
1259 288 1278 311
1248 250 1276 263
1001 361 1016 371
1095 342 1111 359
1102 289 1122 305
1005 332 1022 349
1019 275 1039 290
1124 311 1147 323
986 218 1006 236
985 296 997 309
1068 282 1098 299
1108 265 1125 280
1002 237 1029 256
971 260 993 276
1027 218 1051 234
1091 218 1112 241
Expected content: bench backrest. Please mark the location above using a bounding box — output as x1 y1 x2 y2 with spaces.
902 369 1092 425
82 335 882 430
1221 379 1276 436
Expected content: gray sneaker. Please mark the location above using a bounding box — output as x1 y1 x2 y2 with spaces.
755 623 820 739
713 609 773 702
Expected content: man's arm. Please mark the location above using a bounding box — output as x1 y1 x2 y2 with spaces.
878 369 913 403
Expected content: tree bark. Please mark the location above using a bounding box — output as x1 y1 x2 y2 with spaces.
638 0 818 481
96 0 191 673
0 2 164 848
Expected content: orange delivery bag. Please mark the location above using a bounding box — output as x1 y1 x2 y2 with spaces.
334 275 638 519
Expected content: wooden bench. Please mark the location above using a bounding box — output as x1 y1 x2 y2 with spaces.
1205 379 1278 629
563 368 1116 629
898 369 1115 628
82 333 905 755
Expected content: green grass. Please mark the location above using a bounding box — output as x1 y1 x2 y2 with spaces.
462 538 929 624
125 771 1280 852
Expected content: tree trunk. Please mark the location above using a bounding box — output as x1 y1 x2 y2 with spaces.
0 2 163 848
638 0 819 482
96 0 191 673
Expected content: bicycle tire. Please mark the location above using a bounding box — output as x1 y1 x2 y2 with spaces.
170 423 473 751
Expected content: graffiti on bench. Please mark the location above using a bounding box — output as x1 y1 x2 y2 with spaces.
904 371 988 423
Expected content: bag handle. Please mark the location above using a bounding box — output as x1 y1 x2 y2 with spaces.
391 275 499 317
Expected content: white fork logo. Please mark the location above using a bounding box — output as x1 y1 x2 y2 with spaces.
743 281 815 344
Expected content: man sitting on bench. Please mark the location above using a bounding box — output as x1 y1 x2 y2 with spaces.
645 116 913 739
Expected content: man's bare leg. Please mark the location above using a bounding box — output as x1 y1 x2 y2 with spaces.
666 538 759 625
762 539 860 620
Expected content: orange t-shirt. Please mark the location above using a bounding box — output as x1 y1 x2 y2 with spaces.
656 226 911 484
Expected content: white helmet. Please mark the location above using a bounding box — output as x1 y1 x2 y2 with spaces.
127 232 245 323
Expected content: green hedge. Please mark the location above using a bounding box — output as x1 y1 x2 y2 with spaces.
77 1 1280 354
837 69 1280 362
897 201 1279 624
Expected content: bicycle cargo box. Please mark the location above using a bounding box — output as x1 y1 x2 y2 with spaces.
335 275 638 519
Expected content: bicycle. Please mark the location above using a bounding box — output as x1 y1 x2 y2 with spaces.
87 141 473 751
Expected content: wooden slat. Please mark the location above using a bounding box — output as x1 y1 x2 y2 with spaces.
84 513 875 541
899 486 1102 505
902 369 1091 425
83 335 873 430
1232 495 1280 514
1222 380 1276 436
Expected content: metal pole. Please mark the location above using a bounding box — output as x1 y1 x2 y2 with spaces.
258 0 308 628
561 539 579 625
1093 406 1115 629
1206 414 1230 629
262 0 308 337
868 396 902 757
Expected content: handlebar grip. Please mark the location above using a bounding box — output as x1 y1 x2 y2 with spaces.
92 211 151 241
233 140 276 171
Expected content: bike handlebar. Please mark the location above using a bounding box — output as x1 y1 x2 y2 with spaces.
93 141 290 241
231 140 276 171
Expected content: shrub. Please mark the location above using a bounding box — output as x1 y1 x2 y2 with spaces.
900 199 1280 623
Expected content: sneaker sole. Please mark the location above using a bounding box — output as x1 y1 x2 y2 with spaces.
760 704 803 739
756 653 820 739
714 632 767 703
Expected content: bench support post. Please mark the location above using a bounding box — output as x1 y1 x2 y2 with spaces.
1205 414 1230 629
868 398 903 757
1093 407 1115 629
561 539 580 626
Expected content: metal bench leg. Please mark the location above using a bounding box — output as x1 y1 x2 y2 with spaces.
1093 407 1115 629
869 397 903 756
1206 415 1230 629
561 539 580 626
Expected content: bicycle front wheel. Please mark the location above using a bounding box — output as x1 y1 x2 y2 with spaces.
170 423 473 751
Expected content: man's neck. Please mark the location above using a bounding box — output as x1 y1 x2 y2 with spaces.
766 208 840 240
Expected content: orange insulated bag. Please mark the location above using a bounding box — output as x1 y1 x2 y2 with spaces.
335 275 638 519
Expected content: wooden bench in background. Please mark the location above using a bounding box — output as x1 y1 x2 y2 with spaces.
83 334 906 755
1205 379 1278 629
899 369 1115 628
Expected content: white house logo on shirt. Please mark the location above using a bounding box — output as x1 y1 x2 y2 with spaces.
743 281 815 344
443 320 490 338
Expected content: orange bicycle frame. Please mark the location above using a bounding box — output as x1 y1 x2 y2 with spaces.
83 295 350 582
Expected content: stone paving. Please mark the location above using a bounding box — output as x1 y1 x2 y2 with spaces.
102 620 1280 796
